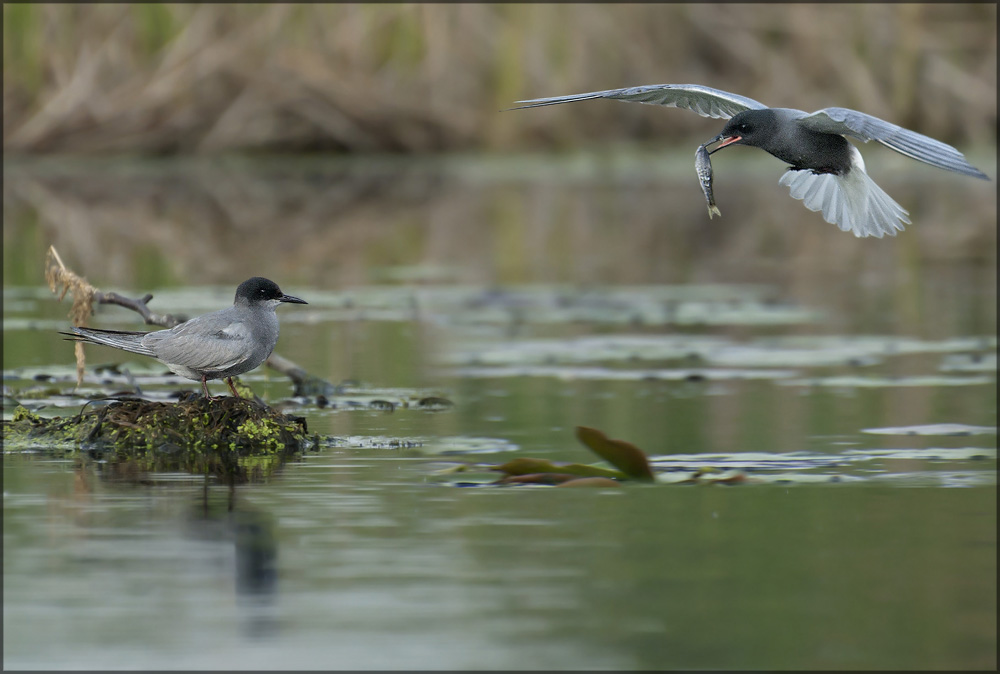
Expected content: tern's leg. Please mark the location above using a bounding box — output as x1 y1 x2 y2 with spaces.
226 377 242 398
201 375 214 399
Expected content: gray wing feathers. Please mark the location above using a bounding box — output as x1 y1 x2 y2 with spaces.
513 84 768 119
799 107 988 179
144 319 254 374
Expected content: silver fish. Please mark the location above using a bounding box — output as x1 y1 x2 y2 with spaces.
695 143 721 219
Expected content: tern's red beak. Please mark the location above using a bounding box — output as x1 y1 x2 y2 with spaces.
707 134 742 155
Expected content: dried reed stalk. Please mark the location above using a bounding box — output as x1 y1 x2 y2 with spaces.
3 4 995 155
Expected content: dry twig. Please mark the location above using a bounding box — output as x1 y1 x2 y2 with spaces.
46 245 330 395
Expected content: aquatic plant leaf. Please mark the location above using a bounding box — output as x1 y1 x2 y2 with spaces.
494 457 625 479
574 426 655 482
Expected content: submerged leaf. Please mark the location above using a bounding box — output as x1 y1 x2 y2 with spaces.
574 426 655 482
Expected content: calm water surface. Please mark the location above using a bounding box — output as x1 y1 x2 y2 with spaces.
3 153 997 669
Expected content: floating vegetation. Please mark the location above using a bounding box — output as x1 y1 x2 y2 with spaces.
313 385 455 412
843 447 996 461
574 426 655 481
434 425 997 489
437 426 652 487
939 352 998 373
1 361 457 421
2 398 308 483
441 334 996 368
861 423 997 436
440 334 731 366
418 435 519 455
647 451 852 471
442 365 797 382
268 284 820 328
493 457 627 482
863 470 998 488
449 288 819 328
781 375 995 388
319 435 426 451
318 434 519 455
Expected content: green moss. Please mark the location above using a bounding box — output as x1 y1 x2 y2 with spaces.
10 405 41 424
1 397 307 483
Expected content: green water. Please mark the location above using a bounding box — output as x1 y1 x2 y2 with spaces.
3 154 996 669
3 456 995 669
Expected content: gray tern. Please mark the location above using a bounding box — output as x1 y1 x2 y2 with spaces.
62 277 307 398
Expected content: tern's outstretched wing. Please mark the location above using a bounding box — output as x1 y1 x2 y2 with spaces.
798 107 988 179
510 84 768 120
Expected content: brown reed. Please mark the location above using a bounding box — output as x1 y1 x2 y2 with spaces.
3 4 996 155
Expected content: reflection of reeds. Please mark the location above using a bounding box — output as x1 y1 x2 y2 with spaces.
3 4 996 154
5 155 995 339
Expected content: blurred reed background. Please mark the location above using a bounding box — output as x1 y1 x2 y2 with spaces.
3 3 996 155
2 2 996 314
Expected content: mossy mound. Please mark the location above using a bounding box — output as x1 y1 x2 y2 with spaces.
3 398 308 483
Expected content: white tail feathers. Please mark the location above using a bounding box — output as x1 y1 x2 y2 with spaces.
778 146 910 238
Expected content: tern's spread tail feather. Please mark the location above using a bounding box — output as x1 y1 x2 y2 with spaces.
62 327 156 357
778 146 910 238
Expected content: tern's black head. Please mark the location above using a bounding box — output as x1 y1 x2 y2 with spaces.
708 109 780 153
236 277 308 306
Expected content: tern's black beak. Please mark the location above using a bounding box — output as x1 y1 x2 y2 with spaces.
279 293 308 305
704 133 742 155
